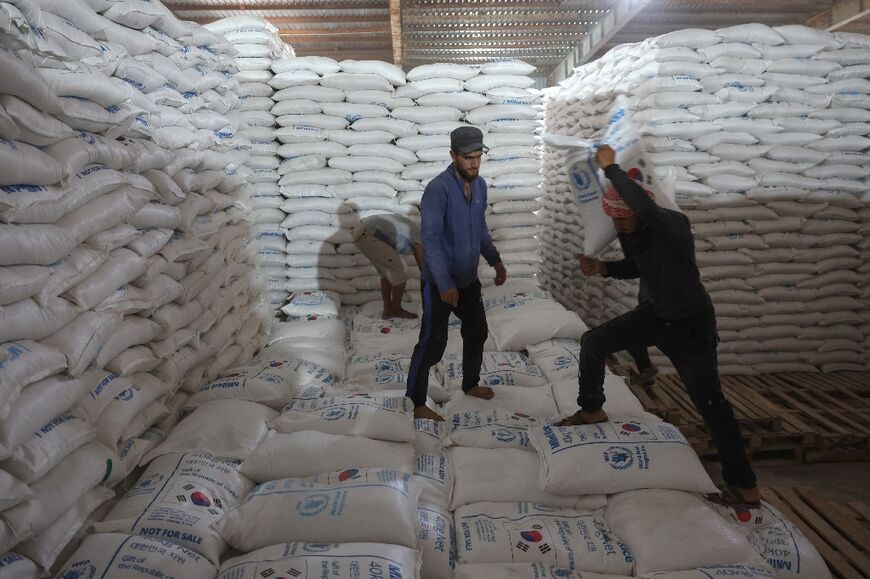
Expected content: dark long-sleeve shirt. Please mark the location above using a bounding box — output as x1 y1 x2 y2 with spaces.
602 164 713 320
420 163 501 292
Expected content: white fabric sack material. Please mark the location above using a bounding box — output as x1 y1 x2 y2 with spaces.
0 373 88 453
216 542 421 579
407 63 478 82
466 104 540 125
262 341 347 381
0 552 42 578
0 340 66 418
418 502 457 579
545 97 678 257
240 431 414 482
268 318 347 346
445 409 542 451
606 489 762 576
529 421 717 496
440 351 547 390
552 377 650 422
329 155 404 173
645 565 777 579
0 469 31 512
93 372 168 447
742 502 833 579
415 418 447 452
455 562 625 579
54 533 217 579
320 72 395 92
449 447 597 510
1 440 113 540
0 138 63 186
271 395 414 442
392 105 463 124
41 311 122 377
442 383 558 421
185 357 334 409
454 502 634 576
487 305 588 351
142 400 277 463
417 91 490 111
0 265 50 306
2 413 95 484
526 339 583 385
94 451 254 565
340 59 406 86
345 351 446 401
216 468 421 553
464 75 536 93
415 450 453 506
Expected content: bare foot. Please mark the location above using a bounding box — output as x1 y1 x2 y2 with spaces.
413 406 445 422
464 385 495 400
554 408 609 426
391 308 418 319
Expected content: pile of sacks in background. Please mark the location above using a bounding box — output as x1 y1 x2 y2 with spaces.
204 16 295 311
254 54 545 306
41 280 832 578
539 23 870 374
0 0 272 571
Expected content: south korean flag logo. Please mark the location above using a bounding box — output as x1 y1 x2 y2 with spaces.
515 524 552 555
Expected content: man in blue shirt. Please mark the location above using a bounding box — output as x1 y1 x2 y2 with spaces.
406 126 508 422
353 214 424 319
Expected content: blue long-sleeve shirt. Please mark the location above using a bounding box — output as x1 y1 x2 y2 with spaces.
420 163 501 292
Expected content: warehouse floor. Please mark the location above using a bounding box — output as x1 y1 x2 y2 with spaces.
704 459 870 503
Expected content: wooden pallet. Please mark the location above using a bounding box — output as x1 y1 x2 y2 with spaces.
627 372 870 463
762 486 870 579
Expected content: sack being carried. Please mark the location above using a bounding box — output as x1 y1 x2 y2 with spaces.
542 94 678 257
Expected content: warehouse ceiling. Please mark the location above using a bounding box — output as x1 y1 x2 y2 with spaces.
167 0 870 85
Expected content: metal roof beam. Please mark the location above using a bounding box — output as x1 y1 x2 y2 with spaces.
185 14 388 24
278 27 390 36
807 0 870 30
548 0 649 86
389 0 402 66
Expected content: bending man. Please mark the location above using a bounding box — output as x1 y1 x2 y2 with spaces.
556 145 760 507
353 214 424 319
406 126 507 422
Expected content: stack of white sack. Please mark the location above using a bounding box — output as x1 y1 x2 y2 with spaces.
0 0 272 570
264 57 545 306
57 275 833 578
539 24 870 374
398 60 545 288
270 56 410 305
205 16 293 311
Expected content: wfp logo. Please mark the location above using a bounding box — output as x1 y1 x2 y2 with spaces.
603 446 634 470
322 407 347 420
297 493 330 517
494 429 517 443
570 169 589 190
61 560 96 579
484 375 504 386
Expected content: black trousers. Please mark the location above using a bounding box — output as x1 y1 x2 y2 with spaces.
578 304 757 489
627 347 652 371
406 279 487 407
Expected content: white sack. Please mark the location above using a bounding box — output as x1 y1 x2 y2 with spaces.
217 468 420 552
529 421 717 495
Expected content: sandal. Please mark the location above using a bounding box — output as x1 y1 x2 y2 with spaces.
553 409 608 427
706 483 762 508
